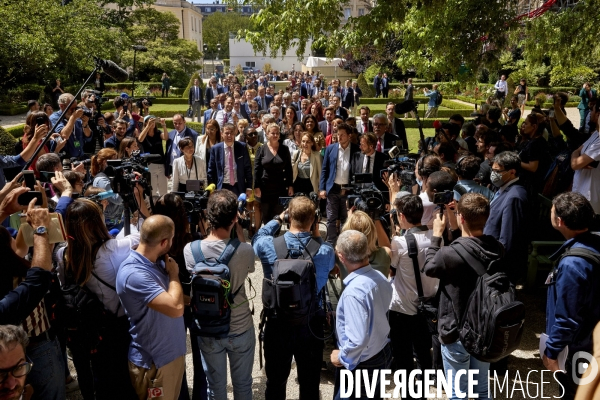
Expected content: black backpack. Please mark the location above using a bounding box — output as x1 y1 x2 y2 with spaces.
190 238 241 338
261 236 321 325
49 253 120 353
452 242 525 363
435 92 443 106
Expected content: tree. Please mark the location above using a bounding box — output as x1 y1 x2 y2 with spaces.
233 0 519 80
202 12 252 58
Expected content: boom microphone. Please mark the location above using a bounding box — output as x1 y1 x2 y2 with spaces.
140 153 163 163
95 58 129 82
394 100 417 115
203 183 216 198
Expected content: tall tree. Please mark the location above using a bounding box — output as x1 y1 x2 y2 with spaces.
202 12 252 58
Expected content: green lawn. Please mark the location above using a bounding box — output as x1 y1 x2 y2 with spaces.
405 128 435 152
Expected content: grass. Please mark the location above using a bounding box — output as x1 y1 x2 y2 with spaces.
405 128 435 152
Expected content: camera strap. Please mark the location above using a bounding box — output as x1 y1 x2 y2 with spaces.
405 226 429 300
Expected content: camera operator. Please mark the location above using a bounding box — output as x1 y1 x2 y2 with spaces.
183 190 255 399
111 95 135 137
350 133 388 193
320 123 360 245
414 155 442 226
49 94 86 160
389 193 440 387
253 196 335 400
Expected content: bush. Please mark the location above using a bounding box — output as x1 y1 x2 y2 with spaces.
357 73 374 98
182 73 205 100
364 64 382 85
0 126 17 155
438 81 462 95
4 125 25 139
0 104 28 116
550 65 597 88
263 63 272 73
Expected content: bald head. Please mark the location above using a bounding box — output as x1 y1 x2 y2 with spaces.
140 215 175 246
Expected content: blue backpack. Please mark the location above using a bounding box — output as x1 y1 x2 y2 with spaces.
190 238 241 338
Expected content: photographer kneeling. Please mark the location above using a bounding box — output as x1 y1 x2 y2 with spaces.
253 196 335 399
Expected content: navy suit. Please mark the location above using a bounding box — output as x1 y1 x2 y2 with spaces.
205 85 224 105
374 75 382 98
207 141 253 196
341 87 354 109
320 142 360 244
349 151 389 195
483 180 530 282
254 95 274 111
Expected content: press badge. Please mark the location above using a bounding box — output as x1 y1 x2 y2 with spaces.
147 387 164 398
545 270 555 285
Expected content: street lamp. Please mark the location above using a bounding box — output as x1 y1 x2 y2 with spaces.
215 43 221 75
131 45 148 97
203 43 208 78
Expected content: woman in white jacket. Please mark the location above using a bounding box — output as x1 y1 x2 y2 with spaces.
291 132 322 194
171 137 207 193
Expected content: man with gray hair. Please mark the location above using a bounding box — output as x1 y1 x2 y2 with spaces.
372 113 399 155
49 93 86 159
330 230 393 399
0 325 33 400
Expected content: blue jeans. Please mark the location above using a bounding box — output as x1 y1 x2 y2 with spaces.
333 343 392 400
27 335 66 400
197 328 256 400
441 341 490 400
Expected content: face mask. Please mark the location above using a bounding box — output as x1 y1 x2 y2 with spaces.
490 171 504 187
416 178 423 188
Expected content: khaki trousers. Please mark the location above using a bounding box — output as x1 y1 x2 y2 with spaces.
129 355 185 400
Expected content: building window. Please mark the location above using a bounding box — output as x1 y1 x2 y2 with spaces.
344 8 351 19
358 8 364 16
246 62 256 67
205 7 211 12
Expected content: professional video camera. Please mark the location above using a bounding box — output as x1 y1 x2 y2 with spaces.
279 192 321 226
104 150 159 198
172 181 212 215
346 188 386 220
381 146 418 189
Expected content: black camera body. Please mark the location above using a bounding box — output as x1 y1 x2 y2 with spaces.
104 152 154 199
347 187 385 220
281 192 321 227
382 155 417 188
181 192 209 214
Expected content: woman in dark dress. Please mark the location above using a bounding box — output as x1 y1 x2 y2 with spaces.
518 113 551 194
254 123 294 225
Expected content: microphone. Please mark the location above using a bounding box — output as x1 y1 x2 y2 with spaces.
89 190 115 201
95 58 129 82
203 183 216 197
140 153 162 163
433 120 442 130
237 193 247 212
394 100 417 115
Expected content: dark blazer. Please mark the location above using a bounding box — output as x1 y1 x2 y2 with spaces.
202 109 219 135
204 85 224 105
254 144 293 194
376 132 400 154
341 87 354 109
254 95 274 111
164 127 199 176
373 75 381 90
483 181 530 281
207 141 253 196
319 143 360 193
356 120 373 134
335 107 349 121
390 118 408 150
188 85 205 106
349 151 389 194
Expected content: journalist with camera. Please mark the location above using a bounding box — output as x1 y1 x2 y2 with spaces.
49 93 86 160
253 196 335 400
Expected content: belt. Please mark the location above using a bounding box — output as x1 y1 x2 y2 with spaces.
28 329 55 346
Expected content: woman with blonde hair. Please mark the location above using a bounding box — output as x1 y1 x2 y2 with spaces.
55 198 139 399
338 210 392 280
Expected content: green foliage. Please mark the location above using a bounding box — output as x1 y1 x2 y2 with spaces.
182 73 205 100
4 125 26 139
364 65 382 84
202 12 252 57
0 104 28 116
356 74 374 98
0 127 17 155
437 82 462 95
508 62 551 87
263 63 272 73
550 65 597 88
235 64 244 77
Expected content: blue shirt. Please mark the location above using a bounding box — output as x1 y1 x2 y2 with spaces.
336 265 393 370
49 111 85 159
116 250 186 369
425 90 439 107
0 155 25 188
252 220 334 292
545 233 600 359
453 179 494 201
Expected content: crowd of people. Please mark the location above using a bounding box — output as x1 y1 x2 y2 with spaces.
0 69 599 400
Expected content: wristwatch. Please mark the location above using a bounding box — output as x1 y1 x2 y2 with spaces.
34 226 48 236
273 215 283 224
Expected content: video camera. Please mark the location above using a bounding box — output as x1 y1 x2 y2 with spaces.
135 97 155 110
279 192 321 227
172 181 212 215
104 150 159 198
346 187 386 220
381 146 417 188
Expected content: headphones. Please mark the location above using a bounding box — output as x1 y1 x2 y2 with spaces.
418 154 438 179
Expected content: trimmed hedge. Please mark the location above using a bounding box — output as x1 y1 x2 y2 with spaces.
441 99 476 110
360 96 429 104
0 104 28 116
5 125 25 139
402 118 474 129
0 126 17 155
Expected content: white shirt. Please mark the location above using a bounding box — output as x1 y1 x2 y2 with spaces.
215 109 232 128
171 155 207 193
362 152 374 174
419 191 436 228
572 131 600 213
390 229 440 315
223 143 237 185
334 144 351 185
56 233 141 317
494 79 508 94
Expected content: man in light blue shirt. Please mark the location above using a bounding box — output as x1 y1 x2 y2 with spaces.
423 84 440 118
330 230 393 400
117 215 186 400
454 155 494 201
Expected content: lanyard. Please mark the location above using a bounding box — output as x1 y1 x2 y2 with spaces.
185 157 197 180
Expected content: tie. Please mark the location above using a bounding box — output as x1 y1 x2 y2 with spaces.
363 123 368 134
262 97 266 110
224 112 228 123
195 87 199 101
327 123 332 136
377 138 382 152
210 110 217 120
364 155 371 174
228 147 235 185
491 190 501 205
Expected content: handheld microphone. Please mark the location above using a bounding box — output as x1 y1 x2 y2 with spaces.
433 120 442 130
94 58 129 82
90 190 115 201
237 193 247 212
203 183 216 197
